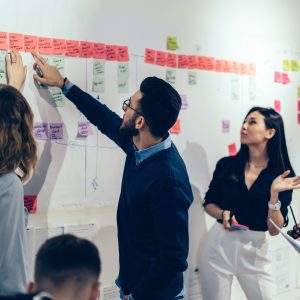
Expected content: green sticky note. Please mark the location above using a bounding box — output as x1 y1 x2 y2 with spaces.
166 69 176 84
166 36 179 51
49 56 65 76
117 63 129 78
282 60 291 71
93 75 105 93
118 77 129 93
188 71 197 85
49 87 65 107
291 60 300 72
93 59 105 93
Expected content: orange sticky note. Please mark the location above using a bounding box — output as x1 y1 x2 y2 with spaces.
106 45 118 61
248 63 256 75
9 33 23 51
297 100 300 111
0 32 8 50
231 61 239 73
170 119 181 134
144 48 156 64
118 46 129 61
24 35 37 52
178 55 188 69
188 55 198 69
239 63 248 75
166 53 177 68
156 51 166 66
223 60 232 72
215 59 224 72
205 57 215 70
65 40 80 57
93 43 106 59
197 56 206 70
38 37 53 55
80 41 93 58
274 100 281 112
24 195 37 214
53 39 66 55
228 143 237 156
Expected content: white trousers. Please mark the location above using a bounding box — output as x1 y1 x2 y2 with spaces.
198 222 276 300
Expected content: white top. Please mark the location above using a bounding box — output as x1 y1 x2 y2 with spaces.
0 172 28 296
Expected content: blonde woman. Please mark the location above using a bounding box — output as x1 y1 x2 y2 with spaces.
0 52 37 295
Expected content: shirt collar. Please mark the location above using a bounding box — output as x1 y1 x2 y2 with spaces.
134 135 172 165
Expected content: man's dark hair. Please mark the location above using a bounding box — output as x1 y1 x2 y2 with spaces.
139 77 181 137
34 234 101 290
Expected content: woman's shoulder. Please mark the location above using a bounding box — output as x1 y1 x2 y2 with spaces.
0 172 22 193
215 155 238 169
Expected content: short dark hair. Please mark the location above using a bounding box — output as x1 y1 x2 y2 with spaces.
139 77 181 137
34 234 101 290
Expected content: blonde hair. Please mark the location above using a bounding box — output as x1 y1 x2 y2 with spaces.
0 84 37 181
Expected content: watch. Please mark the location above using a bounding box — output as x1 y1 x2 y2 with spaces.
268 200 281 211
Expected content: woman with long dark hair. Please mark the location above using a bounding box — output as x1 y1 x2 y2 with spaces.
199 107 300 300
0 52 37 295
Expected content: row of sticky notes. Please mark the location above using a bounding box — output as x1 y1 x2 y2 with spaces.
282 60 300 72
0 32 129 61
34 122 63 140
274 71 291 84
145 48 256 75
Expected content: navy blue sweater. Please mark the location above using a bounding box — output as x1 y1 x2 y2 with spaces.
66 86 193 300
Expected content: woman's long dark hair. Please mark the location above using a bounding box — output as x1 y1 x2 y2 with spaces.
236 106 294 175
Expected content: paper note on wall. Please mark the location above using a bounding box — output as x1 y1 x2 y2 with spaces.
117 62 129 93
166 69 176 84
93 59 105 93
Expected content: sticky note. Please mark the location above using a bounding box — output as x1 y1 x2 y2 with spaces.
178 55 188 69
78 121 92 137
298 100 300 111
274 100 281 112
50 123 63 139
53 39 66 55
248 63 256 75
197 56 205 70
50 88 65 107
205 57 215 71
274 71 282 83
0 32 8 50
180 95 188 110
281 73 291 84
24 35 37 52
166 53 177 68
38 37 53 55
118 63 129 93
80 41 93 58
188 71 197 85
188 55 197 69
24 195 37 213
34 122 48 140
239 63 248 75
215 59 224 72
298 113 300 124
93 43 106 59
223 60 232 73
166 36 179 50
165 69 176 84
291 60 300 72
170 119 181 134
228 143 237 156
65 40 80 57
282 60 291 71
106 45 118 61
156 51 166 66
118 46 129 61
9 33 23 51
222 120 230 133
93 59 105 93
144 48 156 64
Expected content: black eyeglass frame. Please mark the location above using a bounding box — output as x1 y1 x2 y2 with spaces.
122 98 148 124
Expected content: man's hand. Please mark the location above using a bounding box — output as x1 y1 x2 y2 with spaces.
6 51 27 90
32 52 65 88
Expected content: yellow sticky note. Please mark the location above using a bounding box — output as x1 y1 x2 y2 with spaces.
282 60 291 71
166 36 179 51
291 60 300 72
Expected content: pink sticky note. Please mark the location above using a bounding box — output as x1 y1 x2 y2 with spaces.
170 119 181 134
24 195 37 213
239 63 248 75
222 120 230 133
297 100 300 111
205 57 215 70
38 37 53 55
178 55 188 69
197 56 205 70
53 39 66 55
223 60 232 73
0 32 8 50
24 35 37 52
156 51 166 66
188 55 198 69
215 59 224 72
34 122 48 140
144 48 156 64
274 100 281 112
231 61 239 73
281 73 291 84
274 71 282 83
93 43 106 59
248 63 256 75
9 33 23 51
106 45 118 61
80 41 93 58
180 95 188 110
50 123 63 140
65 40 80 57
228 143 237 156
118 46 129 61
166 53 177 68
78 121 92 137
298 113 300 124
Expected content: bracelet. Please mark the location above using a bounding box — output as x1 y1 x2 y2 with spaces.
61 77 67 90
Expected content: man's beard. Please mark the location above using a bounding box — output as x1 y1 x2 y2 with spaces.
119 114 139 139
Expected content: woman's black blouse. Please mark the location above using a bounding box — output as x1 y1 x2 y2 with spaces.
203 156 293 231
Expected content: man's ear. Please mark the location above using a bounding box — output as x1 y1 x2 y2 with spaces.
90 281 100 300
135 116 146 129
27 281 36 293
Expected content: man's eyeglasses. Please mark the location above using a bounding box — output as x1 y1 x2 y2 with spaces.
122 98 148 124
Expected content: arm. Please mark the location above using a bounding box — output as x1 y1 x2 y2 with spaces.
204 204 232 230
131 180 192 300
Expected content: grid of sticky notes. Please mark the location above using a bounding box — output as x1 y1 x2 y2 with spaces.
144 48 256 75
0 31 129 61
